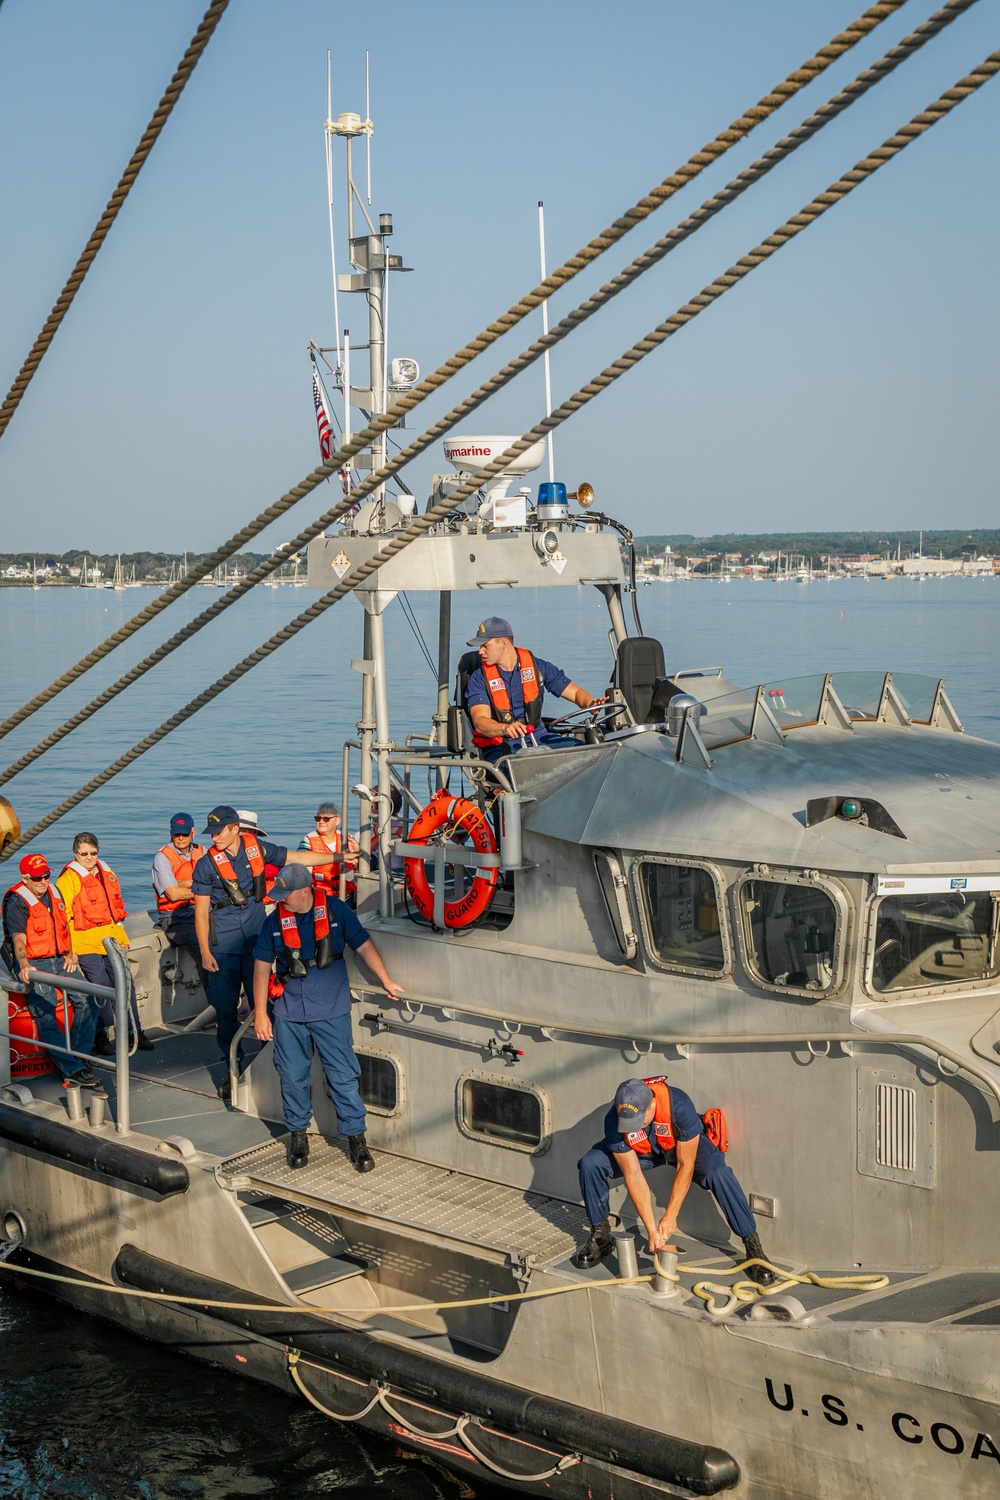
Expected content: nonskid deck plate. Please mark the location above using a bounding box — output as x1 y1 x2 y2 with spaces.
221 1133 587 1266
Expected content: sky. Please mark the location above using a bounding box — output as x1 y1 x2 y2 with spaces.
0 0 997 554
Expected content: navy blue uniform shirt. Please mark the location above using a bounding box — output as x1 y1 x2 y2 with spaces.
3 890 34 937
466 654 571 737
253 896 368 1022
603 1087 703 1156
191 837 288 955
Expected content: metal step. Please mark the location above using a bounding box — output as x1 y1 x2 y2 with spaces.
283 1254 371 1293
241 1195 298 1228
221 1133 587 1267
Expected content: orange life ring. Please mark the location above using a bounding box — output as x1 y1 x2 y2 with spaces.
403 790 498 929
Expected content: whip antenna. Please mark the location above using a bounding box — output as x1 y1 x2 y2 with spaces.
365 51 372 204
538 201 555 483
325 51 342 367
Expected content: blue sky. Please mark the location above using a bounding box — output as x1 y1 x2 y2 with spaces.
0 0 997 552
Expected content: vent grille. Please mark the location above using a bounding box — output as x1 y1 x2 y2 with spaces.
876 1082 916 1172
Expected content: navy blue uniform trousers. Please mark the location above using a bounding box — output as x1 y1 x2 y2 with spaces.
578 1135 756 1239
272 1011 366 1136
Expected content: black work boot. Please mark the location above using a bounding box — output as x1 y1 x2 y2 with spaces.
576 1219 614 1269
742 1232 778 1286
348 1133 375 1173
92 1028 115 1058
287 1131 310 1170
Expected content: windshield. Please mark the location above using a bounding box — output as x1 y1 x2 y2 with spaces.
872 892 1000 993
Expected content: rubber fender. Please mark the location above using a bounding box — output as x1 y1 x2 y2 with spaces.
0 1102 189 1197
114 1245 739 1494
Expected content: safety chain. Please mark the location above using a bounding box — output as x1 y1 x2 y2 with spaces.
0 0 908 747
3 46 997 856
0 0 230 442
0 0 977 790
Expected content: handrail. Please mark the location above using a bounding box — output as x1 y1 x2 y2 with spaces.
229 1011 257 1106
0 936 132 1133
348 985 1000 1109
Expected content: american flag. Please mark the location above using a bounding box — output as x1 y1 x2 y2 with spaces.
311 361 333 463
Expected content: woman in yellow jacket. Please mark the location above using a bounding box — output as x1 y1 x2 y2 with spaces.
57 831 153 1053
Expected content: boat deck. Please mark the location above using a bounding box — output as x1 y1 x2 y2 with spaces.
221 1131 589 1267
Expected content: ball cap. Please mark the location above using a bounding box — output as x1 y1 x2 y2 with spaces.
614 1078 656 1123
202 804 240 837
170 812 194 836
268 864 312 901
19 852 51 878
466 616 513 647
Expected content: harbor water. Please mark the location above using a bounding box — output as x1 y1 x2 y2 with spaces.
0 575 997 1497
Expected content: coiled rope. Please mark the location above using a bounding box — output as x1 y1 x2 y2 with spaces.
0 0 908 746
2 47 996 858
0 0 976 790
0 0 230 441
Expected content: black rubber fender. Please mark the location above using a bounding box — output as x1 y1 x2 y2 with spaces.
115 1244 739 1494
0 1102 189 1196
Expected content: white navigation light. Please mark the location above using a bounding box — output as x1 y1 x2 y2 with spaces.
390 356 419 388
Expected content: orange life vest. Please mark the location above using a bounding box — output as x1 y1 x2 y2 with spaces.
276 888 333 973
472 647 542 748
3 881 72 959
623 1077 676 1155
153 841 205 912
209 833 266 906
304 831 354 899
62 859 127 930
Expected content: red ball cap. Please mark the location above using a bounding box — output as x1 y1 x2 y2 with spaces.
19 852 51 878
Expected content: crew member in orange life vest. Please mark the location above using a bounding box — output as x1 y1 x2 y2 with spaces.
252 863 402 1172
57 831 151 1053
192 804 336 1090
1 852 101 1085
576 1077 776 1285
151 812 207 988
297 801 358 900
464 617 606 762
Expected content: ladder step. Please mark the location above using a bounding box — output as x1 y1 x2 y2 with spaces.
284 1254 370 1293
242 1196 298 1227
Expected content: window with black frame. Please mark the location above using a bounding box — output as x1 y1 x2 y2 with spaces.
741 879 838 993
461 1078 542 1148
637 861 725 972
358 1052 399 1113
872 891 999 994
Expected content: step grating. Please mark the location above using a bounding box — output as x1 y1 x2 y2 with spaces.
222 1134 587 1266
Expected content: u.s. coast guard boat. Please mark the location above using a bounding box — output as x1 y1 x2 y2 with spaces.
3 14 1000 1498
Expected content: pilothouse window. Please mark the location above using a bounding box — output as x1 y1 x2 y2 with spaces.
872 892 999 993
638 861 726 973
741 879 838 993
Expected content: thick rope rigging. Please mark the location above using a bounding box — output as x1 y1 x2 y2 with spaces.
0 0 975 788
0 0 229 441
3 49 996 859
0 0 908 746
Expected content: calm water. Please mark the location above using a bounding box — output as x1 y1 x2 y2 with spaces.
0 574 998 1497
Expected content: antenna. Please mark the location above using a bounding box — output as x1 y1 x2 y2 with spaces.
537 201 555 483
325 52 342 366
365 51 372 205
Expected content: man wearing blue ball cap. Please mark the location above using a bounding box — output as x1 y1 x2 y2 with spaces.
576 1075 775 1284
191 805 337 1096
464 617 605 762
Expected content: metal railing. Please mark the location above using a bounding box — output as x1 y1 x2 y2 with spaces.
0 936 133 1134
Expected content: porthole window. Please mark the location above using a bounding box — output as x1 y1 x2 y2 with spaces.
358 1052 401 1114
460 1076 545 1152
636 859 727 974
871 891 1000 995
739 877 840 995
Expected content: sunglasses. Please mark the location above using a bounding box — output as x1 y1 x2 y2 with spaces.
27 873 51 882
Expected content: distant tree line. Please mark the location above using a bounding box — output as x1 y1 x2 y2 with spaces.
635 529 1000 565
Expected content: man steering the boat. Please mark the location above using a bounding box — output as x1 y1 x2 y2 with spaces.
576 1077 776 1285
464 616 606 762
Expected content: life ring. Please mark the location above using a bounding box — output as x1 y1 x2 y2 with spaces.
403 790 498 929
